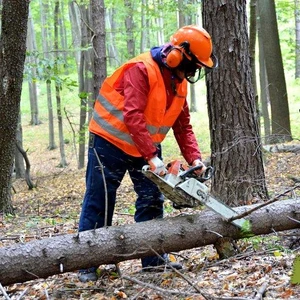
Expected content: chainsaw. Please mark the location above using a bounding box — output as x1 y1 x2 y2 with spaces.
142 160 247 228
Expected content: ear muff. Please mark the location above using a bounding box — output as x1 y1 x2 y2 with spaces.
165 47 183 68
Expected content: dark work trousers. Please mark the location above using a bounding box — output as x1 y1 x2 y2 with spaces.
78 133 166 269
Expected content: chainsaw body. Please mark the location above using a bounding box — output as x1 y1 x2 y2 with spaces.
142 160 246 228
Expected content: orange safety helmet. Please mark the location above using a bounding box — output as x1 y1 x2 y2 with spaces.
167 25 216 69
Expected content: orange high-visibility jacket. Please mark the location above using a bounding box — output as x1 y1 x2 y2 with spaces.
89 52 188 157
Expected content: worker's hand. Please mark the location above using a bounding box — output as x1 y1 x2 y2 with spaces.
192 159 206 176
148 156 167 176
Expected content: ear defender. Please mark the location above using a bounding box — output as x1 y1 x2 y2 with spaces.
165 47 183 68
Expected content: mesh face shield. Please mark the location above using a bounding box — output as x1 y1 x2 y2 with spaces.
178 52 218 84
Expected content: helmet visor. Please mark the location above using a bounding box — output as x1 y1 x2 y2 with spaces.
185 68 204 83
196 52 218 70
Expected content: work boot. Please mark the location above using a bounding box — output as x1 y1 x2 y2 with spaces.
78 267 98 282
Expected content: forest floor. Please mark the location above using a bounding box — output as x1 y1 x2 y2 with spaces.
1 138 300 299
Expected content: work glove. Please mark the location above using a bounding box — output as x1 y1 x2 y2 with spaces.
148 156 167 176
191 159 206 176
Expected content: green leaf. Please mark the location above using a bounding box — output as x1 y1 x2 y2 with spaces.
291 255 300 284
239 219 253 238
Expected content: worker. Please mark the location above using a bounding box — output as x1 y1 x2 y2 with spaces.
78 25 218 282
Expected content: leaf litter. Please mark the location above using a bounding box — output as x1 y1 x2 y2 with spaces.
1 141 300 299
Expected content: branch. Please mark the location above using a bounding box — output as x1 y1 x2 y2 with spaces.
252 281 268 300
63 107 78 165
0 282 11 300
148 246 209 298
122 275 209 298
15 142 36 189
228 184 300 222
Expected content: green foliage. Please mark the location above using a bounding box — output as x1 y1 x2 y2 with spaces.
239 219 253 238
241 234 288 253
275 0 296 72
291 255 300 284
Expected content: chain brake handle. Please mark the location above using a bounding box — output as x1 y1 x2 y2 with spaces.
180 165 214 182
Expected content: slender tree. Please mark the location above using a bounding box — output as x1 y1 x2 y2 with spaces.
258 0 292 143
91 0 107 100
78 4 93 169
0 0 30 213
14 113 26 179
68 1 81 71
258 14 271 144
26 7 40 126
124 0 135 59
249 0 258 104
40 0 56 150
296 0 300 78
54 0 67 167
202 0 268 206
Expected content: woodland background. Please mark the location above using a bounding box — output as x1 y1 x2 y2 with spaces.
1 0 300 299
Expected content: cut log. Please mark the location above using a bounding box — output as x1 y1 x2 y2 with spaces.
263 144 300 153
1 199 300 286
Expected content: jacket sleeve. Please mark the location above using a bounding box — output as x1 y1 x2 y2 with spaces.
172 100 202 164
123 63 158 160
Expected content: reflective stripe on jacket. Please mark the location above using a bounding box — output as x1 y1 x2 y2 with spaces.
89 52 188 157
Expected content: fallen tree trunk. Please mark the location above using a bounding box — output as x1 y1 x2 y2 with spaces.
264 144 300 153
1 199 300 286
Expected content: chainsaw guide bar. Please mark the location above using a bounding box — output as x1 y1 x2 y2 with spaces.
142 161 247 228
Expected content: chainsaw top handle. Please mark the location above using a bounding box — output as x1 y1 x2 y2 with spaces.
180 165 214 182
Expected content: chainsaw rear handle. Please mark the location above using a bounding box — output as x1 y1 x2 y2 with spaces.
180 165 214 182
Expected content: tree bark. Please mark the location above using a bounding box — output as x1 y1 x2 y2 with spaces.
39 0 56 150
1 199 300 286
54 0 67 168
258 0 292 143
91 0 106 112
0 0 30 213
202 0 268 205
296 0 300 79
14 113 25 179
27 7 40 126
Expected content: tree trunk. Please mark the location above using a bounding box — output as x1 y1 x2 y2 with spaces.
14 113 25 179
27 7 40 126
295 0 300 79
155 0 164 46
249 0 257 100
68 1 81 71
202 0 268 206
54 0 67 168
106 7 119 68
0 0 30 214
124 0 135 59
258 0 292 143
258 16 271 145
1 198 299 286
39 0 56 150
91 0 107 103
140 0 147 53
58 0 68 67
78 4 93 169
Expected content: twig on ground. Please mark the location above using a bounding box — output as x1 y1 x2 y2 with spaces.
16 288 28 300
147 246 210 299
0 283 11 300
56 287 106 293
115 263 124 286
122 275 208 298
253 281 268 300
214 297 249 300
228 184 300 222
